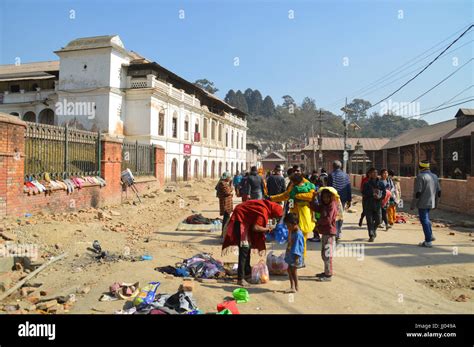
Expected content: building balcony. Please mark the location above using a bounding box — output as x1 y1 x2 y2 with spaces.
0 89 56 105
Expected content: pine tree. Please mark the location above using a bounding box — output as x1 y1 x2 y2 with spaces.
244 88 254 107
249 89 263 115
224 89 237 106
261 95 276 117
235 90 249 113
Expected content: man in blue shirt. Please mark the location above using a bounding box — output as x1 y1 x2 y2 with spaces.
232 170 242 195
327 160 352 241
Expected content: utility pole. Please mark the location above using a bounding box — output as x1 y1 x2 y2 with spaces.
312 123 316 172
318 109 323 171
341 98 349 173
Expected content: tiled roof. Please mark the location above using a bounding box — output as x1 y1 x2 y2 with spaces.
0 61 59 77
382 112 474 149
262 152 286 161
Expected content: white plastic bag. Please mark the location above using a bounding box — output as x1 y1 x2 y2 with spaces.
266 251 288 275
251 259 270 284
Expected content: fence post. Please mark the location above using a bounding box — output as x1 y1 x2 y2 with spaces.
97 129 101 176
64 123 69 176
440 137 444 178
135 140 139 175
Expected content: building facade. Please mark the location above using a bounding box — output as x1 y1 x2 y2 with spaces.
0 35 247 181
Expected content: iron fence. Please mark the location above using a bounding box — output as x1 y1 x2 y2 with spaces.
121 141 155 176
24 122 100 179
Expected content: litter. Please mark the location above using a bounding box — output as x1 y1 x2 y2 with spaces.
251 260 270 284
141 255 153 261
266 251 288 275
156 253 226 279
217 300 240 314
99 294 118 302
266 223 288 244
109 282 140 300
232 288 249 303
133 282 160 309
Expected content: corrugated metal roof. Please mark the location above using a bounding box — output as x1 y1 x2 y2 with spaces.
382 112 474 149
0 61 59 76
304 137 390 151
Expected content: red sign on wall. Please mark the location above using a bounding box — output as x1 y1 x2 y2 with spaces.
183 144 192 154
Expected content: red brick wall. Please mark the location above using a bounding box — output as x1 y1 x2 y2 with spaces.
351 174 474 216
0 114 166 217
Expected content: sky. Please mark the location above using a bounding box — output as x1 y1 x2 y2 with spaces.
0 0 472 124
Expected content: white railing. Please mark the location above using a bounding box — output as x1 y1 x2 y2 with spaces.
1 89 56 104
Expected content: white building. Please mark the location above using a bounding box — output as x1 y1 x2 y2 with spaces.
0 35 248 181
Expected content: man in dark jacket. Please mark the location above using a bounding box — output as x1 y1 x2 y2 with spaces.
327 160 352 241
266 165 286 196
362 167 386 242
247 166 264 200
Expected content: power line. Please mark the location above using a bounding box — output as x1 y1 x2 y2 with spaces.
354 40 473 101
325 23 474 108
394 58 473 116
421 85 473 112
368 24 474 110
418 98 474 116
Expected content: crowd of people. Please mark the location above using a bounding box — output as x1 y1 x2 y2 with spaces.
216 159 441 291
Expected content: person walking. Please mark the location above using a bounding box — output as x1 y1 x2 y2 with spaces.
380 169 394 231
266 165 286 197
247 166 265 200
232 170 242 197
358 169 370 227
411 161 441 248
239 172 250 202
387 170 401 226
216 172 233 234
327 160 352 242
362 168 386 242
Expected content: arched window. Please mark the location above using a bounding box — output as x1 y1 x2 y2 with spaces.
158 109 165 136
39 109 55 125
23 111 36 122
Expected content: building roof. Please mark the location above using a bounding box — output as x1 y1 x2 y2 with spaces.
303 137 390 151
262 152 286 161
0 61 59 79
55 35 127 54
382 110 474 149
455 108 474 117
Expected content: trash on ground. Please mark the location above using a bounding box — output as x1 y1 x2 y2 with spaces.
155 253 226 279
252 260 270 284
266 251 288 275
233 288 249 303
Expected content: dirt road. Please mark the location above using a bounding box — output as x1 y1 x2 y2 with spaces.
1 179 472 314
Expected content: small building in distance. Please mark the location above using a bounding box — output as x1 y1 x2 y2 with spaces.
261 152 286 173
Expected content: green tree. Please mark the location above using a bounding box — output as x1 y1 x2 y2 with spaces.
301 97 316 112
235 90 249 113
194 79 219 94
261 95 276 117
282 95 295 108
346 98 372 121
249 89 263 115
224 89 237 106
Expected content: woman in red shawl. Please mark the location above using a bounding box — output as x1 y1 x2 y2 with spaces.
222 200 283 286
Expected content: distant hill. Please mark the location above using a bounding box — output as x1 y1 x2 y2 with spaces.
223 89 428 142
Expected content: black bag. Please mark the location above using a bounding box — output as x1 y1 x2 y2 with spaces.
185 214 212 224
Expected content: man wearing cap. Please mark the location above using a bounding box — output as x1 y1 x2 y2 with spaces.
266 165 286 198
411 161 441 248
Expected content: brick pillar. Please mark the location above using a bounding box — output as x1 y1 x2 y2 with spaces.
154 145 165 188
100 135 123 205
0 113 26 217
